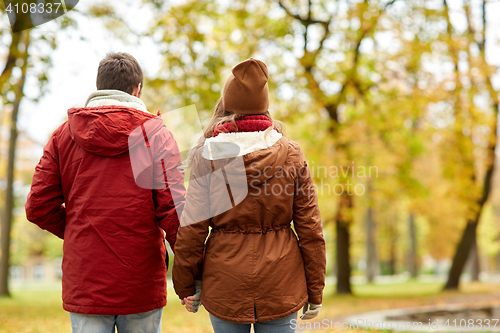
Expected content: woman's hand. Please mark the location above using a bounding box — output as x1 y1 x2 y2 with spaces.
181 295 197 313
181 280 203 313
300 302 322 320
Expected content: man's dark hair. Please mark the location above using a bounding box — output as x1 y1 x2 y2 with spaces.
96 53 143 95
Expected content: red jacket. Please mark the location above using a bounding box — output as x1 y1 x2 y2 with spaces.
25 105 185 315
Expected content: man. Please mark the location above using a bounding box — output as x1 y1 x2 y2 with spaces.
25 52 185 332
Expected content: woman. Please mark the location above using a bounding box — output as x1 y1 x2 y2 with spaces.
172 58 326 332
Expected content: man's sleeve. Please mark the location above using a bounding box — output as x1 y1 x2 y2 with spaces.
25 129 66 239
152 127 186 251
292 146 326 305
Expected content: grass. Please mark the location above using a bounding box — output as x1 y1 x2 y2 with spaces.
1 281 499 332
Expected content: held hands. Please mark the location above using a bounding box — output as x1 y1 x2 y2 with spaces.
181 280 202 313
300 302 322 320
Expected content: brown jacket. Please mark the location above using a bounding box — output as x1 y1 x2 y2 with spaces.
173 136 326 323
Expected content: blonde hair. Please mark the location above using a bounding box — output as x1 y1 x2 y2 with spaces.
181 98 283 170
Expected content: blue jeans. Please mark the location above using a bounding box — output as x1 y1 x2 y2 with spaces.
70 308 162 333
210 312 297 333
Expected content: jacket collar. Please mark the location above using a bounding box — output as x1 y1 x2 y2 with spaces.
85 89 149 113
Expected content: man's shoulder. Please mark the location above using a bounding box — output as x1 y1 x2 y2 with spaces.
46 121 72 151
51 121 70 137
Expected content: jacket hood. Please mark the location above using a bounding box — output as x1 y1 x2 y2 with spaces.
68 106 162 157
206 136 289 187
243 137 289 186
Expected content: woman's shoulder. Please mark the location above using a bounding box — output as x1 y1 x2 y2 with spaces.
279 136 307 167
281 136 301 151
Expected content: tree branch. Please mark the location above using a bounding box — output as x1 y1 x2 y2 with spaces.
278 0 331 25
480 0 486 50
385 0 397 9
0 33 22 89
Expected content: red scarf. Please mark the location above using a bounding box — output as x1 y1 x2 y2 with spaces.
213 115 273 137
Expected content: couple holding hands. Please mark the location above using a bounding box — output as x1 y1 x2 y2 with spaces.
26 52 326 333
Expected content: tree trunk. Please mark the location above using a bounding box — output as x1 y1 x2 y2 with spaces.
469 235 480 281
443 0 498 291
365 206 379 283
388 250 396 275
444 222 478 289
336 192 352 294
0 31 30 297
408 213 418 278
388 216 397 276
0 97 20 297
496 250 500 271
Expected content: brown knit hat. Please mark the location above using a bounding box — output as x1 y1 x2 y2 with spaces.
222 58 269 115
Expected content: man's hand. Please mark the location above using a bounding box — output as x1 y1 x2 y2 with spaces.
181 280 202 313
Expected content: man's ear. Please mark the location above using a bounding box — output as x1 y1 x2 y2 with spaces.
132 83 142 98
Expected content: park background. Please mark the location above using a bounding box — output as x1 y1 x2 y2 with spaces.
2 0 500 332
